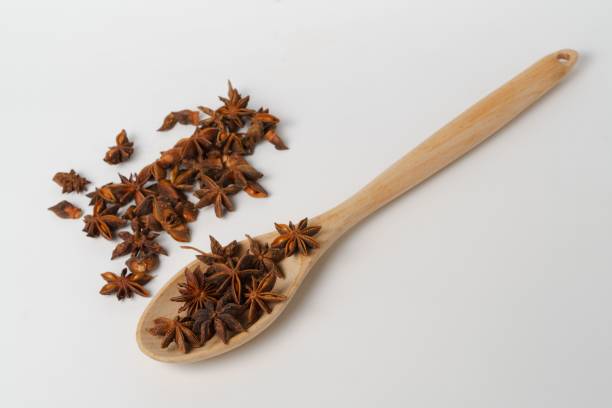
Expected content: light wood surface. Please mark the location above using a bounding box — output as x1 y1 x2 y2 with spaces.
136 49 578 363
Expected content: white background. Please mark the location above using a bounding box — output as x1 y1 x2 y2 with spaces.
1 0 611 406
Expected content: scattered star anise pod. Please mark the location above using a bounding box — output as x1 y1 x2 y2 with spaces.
152 197 190 242
208 254 260 304
213 81 253 131
99 268 153 300
244 274 287 324
272 218 322 257
220 153 267 198
170 266 219 316
111 173 153 205
53 169 90 193
83 202 126 240
194 174 241 217
86 183 118 206
104 129 134 165
126 254 159 274
112 220 167 260
182 235 241 265
174 127 218 160
192 298 244 345
246 234 284 278
157 109 201 131
148 316 200 354
48 200 82 219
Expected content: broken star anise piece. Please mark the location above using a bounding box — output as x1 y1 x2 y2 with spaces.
148 316 200 354
170 266 219 316
157 109 201 131
271 218 322 257
192 298 244 345
194 174 241 218
182 235 241 265
244 274 287 324
104 129 134 165
82 202 126 240
48 200 82 219
152 197 190 242
53 169 90 193
126 254 159 274
208 254 260 304
99 268 153 300
246 234 284 278
112 220 167 260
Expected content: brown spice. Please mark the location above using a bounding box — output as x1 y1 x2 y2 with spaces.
272 218 322 257
53 170 90 193
48 200 82 219
104 129 134 165
99 268 152 300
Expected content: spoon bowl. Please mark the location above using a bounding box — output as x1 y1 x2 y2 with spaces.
136 49 578 363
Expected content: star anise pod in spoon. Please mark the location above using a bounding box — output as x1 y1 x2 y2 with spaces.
157 109 201 131
170 266 219 316
246 234 284 278
83 202 126 240
148 316 200 354
99 268 153 300
104 129 134 165
271 218 322 257
192 298 244 345
181 235 241 265
207 254 260 304
243 274 287 324
53 169 90 193
194 175 241 218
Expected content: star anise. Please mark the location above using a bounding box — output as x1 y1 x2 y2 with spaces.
48 200 82 219
148 316 200 353
157 109 201 131
53 169 90 193
112 220 167 259
152 197 190 242
216 130 246 154
171 266 219 316
246 234 284 278
174 127 218 160
247 108 287 150
208 254 260 304
83 202 126 240
212 81 253 131
244 274 287 324
138 161 166 183
126 254 159 274
174 199 199 223
99 268 153 300
192 298 244 345
194 175 241 217
86 183 118 206
220 153 267 198
111 173 153 205
104 129 134 164
271 218 321 257
182 235 241 265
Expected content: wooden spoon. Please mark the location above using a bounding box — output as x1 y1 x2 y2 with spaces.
137 49 578 363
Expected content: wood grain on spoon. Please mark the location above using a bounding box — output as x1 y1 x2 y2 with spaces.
137 49 578 363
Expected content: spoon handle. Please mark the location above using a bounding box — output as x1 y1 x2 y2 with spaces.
324 49 578 232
